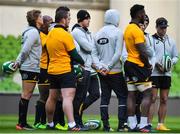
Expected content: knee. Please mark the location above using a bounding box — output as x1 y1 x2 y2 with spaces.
151 96 157 103
21 92 33 100
160 97 168 104
100 96 110 105
62 89 75 98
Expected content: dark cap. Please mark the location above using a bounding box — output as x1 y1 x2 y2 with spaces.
77 10 90 22
156 17 169 28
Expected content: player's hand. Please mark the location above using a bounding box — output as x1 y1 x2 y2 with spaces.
91 63 97 70
12 61 19 70
100 67 109 76
156 63 164 73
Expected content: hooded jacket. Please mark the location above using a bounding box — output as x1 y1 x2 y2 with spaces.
71 24 96 74
92 9 123 73
151 34 179 76
16 26 42 73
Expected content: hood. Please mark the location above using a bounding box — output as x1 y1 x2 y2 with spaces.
104 9 120 27
72 23 89 33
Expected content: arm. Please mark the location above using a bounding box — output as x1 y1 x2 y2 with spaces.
68 48 84 65
145 34 154 58
91 37 102 70
107 30 123 70
73 39 80 53
72 29 92 54
136 43 152 69
16 29 39 66
133 27 151 68
121 42 128 63
171 39 179 65
64 33 84 66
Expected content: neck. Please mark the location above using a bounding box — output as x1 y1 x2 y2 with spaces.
59 22 66 27
156 33 165 38
41 29 48 35
131 18 140 25
78 22 83 27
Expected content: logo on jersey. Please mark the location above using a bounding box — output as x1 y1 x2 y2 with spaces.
97 38 109 45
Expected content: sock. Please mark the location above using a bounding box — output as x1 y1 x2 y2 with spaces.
135 104 141 124
68 122 76 128
128 116 137 129
48 122 54 127
118 105 127 128
148 123 152 126
40 101 46 124
34 101 46 125
139 117 148 129
18 98 29 125
100 106 109 128
53 100 65 126
102 120 110 128
158 123 163 126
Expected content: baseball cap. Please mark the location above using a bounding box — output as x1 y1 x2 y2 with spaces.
77 10 90 22
156 17 169 28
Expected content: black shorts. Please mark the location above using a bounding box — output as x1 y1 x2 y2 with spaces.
38 68 50 85
19 70 39 82
124 61 152 83
150 76 171 89
48 71 76 89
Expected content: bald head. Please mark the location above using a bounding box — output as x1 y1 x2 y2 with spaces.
41 15 53 34
43 15 53 24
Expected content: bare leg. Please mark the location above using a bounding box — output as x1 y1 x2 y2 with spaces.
158 89 169 123
61 88 76 123
148 88 158 124
46 89 58 123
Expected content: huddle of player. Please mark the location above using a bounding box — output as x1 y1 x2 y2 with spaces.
7 4 178 132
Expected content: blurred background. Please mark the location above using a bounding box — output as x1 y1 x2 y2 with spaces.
0 0 180 115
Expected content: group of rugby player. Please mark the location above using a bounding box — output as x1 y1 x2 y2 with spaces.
13 4 178 132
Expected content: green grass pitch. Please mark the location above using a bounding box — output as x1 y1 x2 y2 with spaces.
0 114 180 133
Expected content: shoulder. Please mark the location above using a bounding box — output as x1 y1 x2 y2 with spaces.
116 28 123 36
72 27 85 36
28 27 39 34
40 32 47 38
166 35 175 44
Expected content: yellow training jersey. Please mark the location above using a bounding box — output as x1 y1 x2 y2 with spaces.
124 23 145 67
46 26 76 75
40 32 48 69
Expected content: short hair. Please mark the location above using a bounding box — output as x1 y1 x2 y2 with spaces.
55 6 70 23
55 6 70 13
130 4 144 19
26 9 41 27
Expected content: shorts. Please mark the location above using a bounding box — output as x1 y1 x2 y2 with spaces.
149 76 171 89
38 68 50 85
19 70 39 82
48 71 76 89
124 61 152 92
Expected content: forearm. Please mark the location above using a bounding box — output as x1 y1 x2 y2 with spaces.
16 51 29 65
72 32 92 53
136 44 151 68
108 53 121 69
68 49 84 65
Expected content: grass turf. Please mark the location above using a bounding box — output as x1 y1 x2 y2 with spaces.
0 114 180 133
